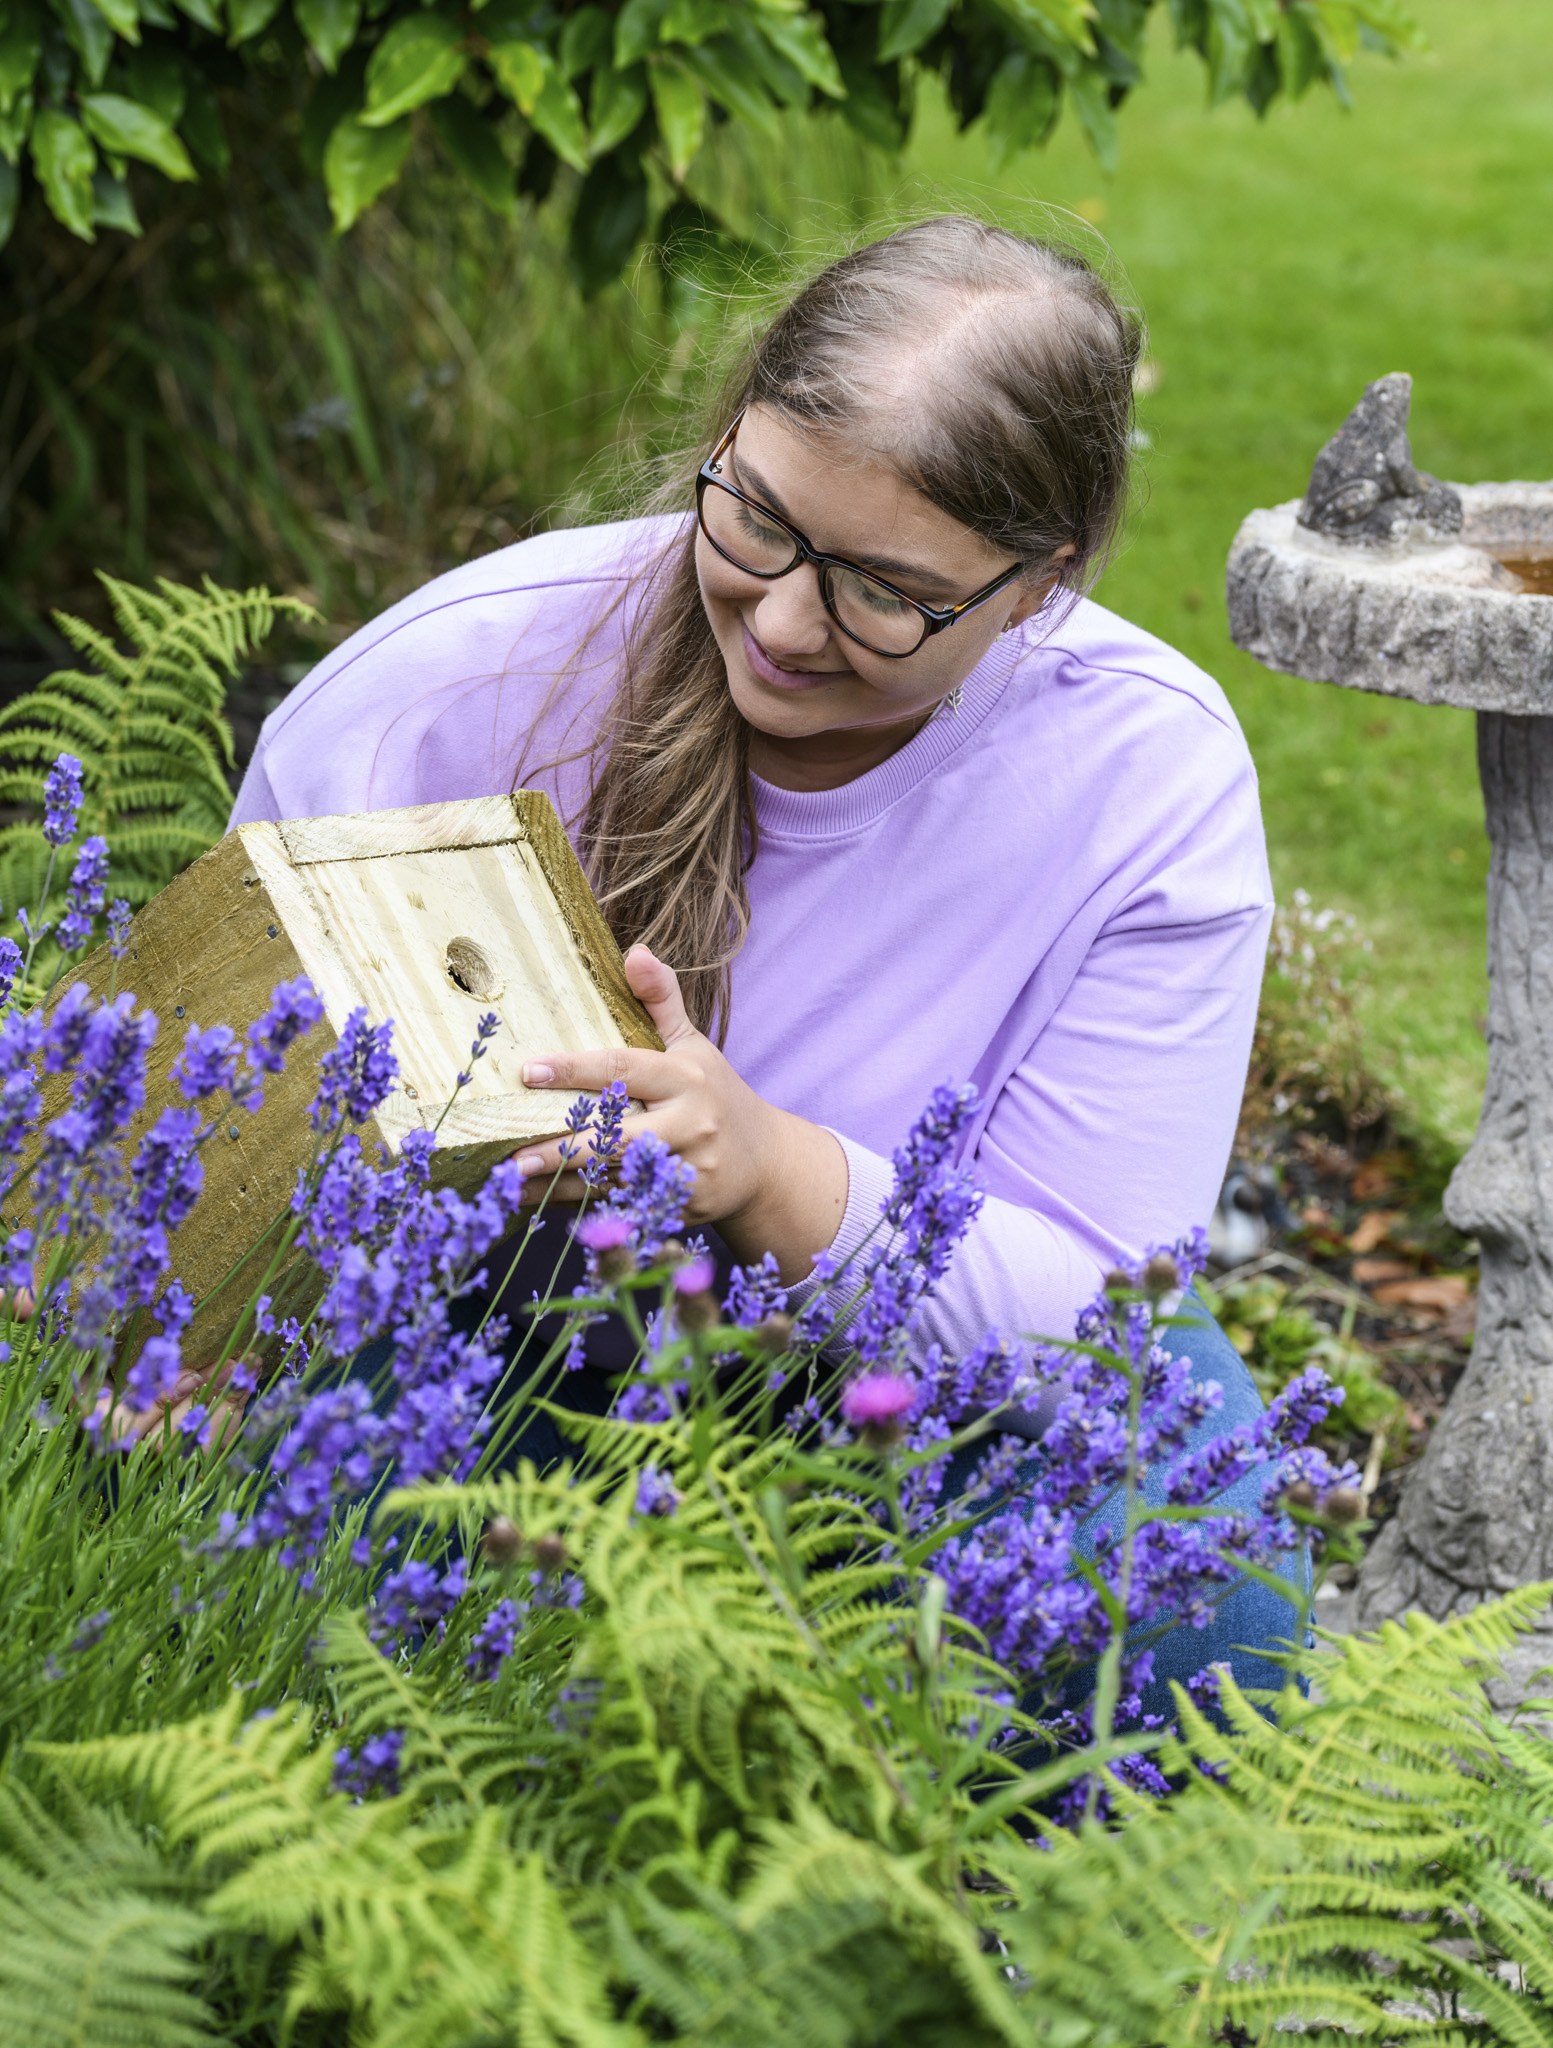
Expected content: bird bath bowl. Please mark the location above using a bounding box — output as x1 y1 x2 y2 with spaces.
1227 376 1553 1681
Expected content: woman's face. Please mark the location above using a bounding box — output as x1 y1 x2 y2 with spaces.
695 402 1057 746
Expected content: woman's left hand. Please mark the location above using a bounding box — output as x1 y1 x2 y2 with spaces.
513 945 847 1283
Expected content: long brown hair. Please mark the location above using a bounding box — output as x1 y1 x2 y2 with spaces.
580 215 1142 1040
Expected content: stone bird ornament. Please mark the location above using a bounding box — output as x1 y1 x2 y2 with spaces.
1299 372 1463 547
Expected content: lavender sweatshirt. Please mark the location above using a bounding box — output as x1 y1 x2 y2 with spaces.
231 517 1273 1353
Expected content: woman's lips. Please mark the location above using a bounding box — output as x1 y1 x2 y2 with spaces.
741 622 849 692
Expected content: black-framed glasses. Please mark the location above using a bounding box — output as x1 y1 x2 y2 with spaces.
695 413 1026 659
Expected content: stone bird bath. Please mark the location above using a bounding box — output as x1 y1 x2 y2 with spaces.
1226 375 1553 1667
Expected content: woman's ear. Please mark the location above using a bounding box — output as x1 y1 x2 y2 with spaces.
1007 545 1078 627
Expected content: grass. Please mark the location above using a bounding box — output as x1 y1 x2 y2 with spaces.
895 0 1553 1146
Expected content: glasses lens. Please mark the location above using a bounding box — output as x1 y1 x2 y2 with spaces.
825 564 927 656
700 480 800 576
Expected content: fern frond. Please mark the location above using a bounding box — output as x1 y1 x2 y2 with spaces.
0 573 315 921
0 1783 217 2046
35 1694 334 1865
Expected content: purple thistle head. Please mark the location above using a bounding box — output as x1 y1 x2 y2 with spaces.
42 754 84 848
57 837 108 953
841 1370 917 1448
310 1008 398 1132
576 1213 631 1252
107 900 132 960
673 1254 716 1297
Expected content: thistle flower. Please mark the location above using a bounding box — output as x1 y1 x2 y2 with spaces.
841 1370 917 1448
41 754 84 848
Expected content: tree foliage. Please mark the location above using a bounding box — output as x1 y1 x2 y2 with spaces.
0 0 1425 286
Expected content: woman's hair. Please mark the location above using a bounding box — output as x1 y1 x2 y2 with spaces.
578 214 1143 1039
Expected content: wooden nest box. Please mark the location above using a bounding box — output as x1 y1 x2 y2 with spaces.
36 793 659 1337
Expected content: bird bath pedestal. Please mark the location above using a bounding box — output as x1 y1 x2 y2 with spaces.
1226 378 1553 1669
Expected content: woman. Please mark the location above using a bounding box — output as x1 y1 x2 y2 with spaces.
235 217 1296 1691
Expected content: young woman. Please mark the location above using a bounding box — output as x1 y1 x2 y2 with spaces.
233 216 1294 1693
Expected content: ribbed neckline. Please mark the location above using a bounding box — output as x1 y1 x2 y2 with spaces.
750 626 1024 841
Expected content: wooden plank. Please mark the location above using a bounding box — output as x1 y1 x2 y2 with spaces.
277 795 524 865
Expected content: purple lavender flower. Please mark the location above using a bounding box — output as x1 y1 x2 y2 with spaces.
0 936 21 1006
107 900 131 960
172 1022 243 1103
130 1106 203 1227
124 1279 195 1410
42 754 84 848
369 1558 467 1643
580 1079 629 1189
724 1252 786 1328
599 1133 694 1258
466 1598 521 1680
245 977 325 1074
243 1384 387 1568
455 1011 501 1089
310 1008 398 1133
333 1729 404 1799
634 1464 682 1518
57 836 108 953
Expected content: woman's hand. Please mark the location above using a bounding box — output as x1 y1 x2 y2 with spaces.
89 1356 254 1454
514 945 848 1285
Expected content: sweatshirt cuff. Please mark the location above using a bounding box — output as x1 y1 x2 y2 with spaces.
783 1130 897 1321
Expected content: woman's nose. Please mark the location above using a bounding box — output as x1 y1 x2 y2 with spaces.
750 564 833 657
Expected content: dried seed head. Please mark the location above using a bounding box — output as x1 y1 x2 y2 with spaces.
598 1244 637 1284
531 1532 568 1574
1282 1480 1319 1512
1320 1485 1365 1525
1143 1252 1181 1299
676 1289 719 1333
1103 1267 1134 1296
752 1312 794 1356
481 1516 523 1566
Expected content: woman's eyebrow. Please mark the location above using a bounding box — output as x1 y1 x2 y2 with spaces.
733 454 962 596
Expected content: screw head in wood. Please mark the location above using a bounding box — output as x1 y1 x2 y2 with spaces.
175 1005 185 1018
266 924 278 938
228 1125 240 1140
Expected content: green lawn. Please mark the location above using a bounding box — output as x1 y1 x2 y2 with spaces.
896 0 1553 1146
